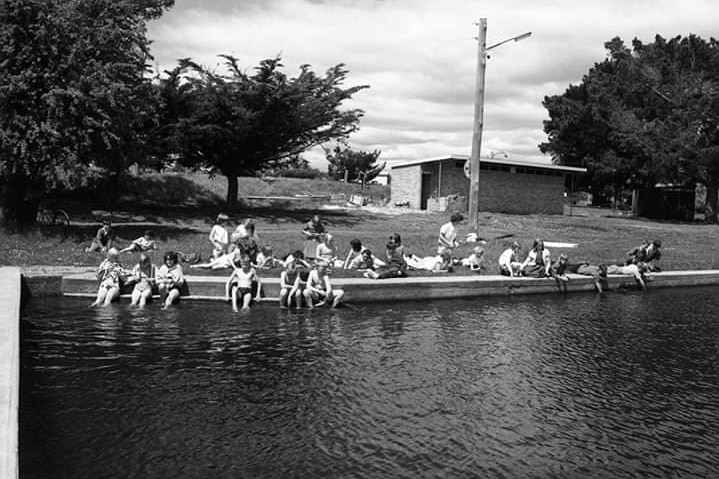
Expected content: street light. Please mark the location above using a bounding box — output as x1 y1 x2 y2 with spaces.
468 19 532 231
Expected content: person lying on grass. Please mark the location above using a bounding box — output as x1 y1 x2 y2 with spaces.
119 229 157 254
347 249 385 271
405 249 453 273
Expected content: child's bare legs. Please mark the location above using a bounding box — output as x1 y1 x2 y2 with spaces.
231 286 240 312
293 289 303 308
133 288 152 307
91 287 108 307
162 288 180 309
241 292 252 310
102 286 120 307
279 288 289 308
303 289 315 309
330 289 344 308
158 283 169 305
130 288 142 306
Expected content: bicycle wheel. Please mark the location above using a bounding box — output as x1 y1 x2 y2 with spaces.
53 209 71 227
36 207 53 226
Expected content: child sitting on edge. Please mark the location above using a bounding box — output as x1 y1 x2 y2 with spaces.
119 229 157 254
156 251 186 309
91 248 129 307
129 253 156 307
279 260 303 309
461 246 485 271
304 262 344 309
226 254 262 312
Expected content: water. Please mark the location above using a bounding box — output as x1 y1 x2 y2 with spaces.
20 289 719 479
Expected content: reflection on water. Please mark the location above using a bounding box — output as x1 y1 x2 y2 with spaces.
21 289 719 479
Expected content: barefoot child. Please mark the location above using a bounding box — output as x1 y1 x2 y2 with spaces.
279 260 302 309
304 262 344 308
119 229 157 254
156 251 186 309
129 253 156 307
91 248 128 307
226 254 261 312
209 213 230 259
461 245 485 271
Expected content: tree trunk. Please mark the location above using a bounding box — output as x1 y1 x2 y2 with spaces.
0 176 40 228
226 173 238 207
705 180 718 224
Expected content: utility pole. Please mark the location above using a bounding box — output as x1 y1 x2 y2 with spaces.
468 18 487 232
467 21 532 231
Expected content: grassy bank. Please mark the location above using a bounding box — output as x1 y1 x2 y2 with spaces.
1 174 718 274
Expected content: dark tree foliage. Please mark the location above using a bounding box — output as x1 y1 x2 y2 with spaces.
0 0 174 226
325 144 385 183
541 34 719 220
159 56 368 206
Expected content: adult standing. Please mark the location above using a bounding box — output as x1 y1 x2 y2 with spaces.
302 214 326 261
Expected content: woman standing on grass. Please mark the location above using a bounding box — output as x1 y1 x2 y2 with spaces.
302 214 326 261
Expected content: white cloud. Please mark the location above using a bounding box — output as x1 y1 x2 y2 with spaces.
147 0 719 168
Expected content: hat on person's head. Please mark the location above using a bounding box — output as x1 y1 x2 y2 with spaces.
216 213 229 223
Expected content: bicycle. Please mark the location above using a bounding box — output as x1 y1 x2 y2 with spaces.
36 206 71 227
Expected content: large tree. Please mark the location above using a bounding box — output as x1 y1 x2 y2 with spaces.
0 0 173 226
541 35 719 219
160 56 368 205
326 144 385 183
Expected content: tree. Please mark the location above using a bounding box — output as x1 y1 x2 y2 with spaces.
325 144 385 183
160 56 368 206
541 34 719 220
0 0 174 226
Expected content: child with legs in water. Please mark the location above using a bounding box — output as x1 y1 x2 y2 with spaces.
279 259 303 309
156 251 186 309
130 253 156 307
226 254 262 312
304 262 344 309
91 248 128 307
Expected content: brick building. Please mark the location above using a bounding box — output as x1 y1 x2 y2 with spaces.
390 154 586 214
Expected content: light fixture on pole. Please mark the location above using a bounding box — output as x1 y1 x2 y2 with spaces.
467 19 532 231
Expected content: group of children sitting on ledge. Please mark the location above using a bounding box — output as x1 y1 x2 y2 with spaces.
86 211 663 310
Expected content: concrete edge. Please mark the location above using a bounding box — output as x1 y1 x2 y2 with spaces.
0 267 20 479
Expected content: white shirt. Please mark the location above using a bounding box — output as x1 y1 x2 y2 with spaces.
438 221 457 248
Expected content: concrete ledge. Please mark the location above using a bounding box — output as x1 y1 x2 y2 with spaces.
58 269 719 302
0 267 20 479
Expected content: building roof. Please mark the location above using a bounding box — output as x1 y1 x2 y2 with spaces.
390 154 586 174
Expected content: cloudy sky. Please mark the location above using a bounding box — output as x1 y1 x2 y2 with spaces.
147 0 719 169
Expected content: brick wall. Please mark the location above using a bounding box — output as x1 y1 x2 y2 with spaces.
390 166 422 208
479 169 565 214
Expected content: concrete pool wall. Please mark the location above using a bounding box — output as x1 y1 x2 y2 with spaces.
0 267 20 479
20 268 719 302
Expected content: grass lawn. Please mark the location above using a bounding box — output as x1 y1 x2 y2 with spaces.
1 174 718 275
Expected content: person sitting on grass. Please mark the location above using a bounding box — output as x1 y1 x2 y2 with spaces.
255 245 280 269
225 254 262 312
348 249 385 271
315 233 338 267
438 212 463 256
627 239 662 272
461 245 485 272
90 248 129 307
342 238 365 269
209 213 230 259
85 220 114 253
279 259 303 309
520 239 552 278
119 229 157 254
364 241 408 279
304 262 344 309
234 223 260 264
156 251 186 309
498 242 522 277
129 253 156 307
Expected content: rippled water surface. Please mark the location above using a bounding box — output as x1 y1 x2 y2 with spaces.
21 288 719 478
